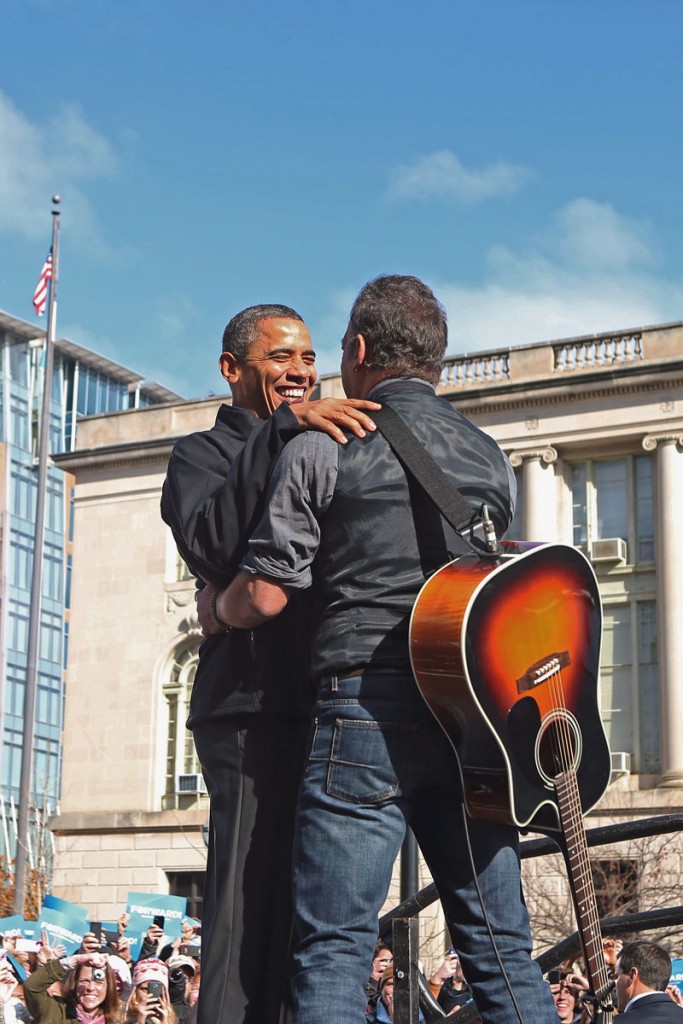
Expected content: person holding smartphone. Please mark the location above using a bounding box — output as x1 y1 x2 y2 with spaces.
125 959 176 1024
23 951 120 1024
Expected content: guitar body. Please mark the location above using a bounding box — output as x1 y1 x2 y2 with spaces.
409 541 611 833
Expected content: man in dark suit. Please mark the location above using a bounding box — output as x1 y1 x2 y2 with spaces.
615 940 683 1020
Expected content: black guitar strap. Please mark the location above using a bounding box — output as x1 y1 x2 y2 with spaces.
372 404 500 556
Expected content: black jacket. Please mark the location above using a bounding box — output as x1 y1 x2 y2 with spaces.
161 402 311 722
310 379 514 678
622 992 683 1022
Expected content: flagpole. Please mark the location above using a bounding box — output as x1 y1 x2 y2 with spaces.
13 197 61 914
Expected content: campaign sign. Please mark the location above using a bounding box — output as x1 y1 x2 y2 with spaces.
0 915 26 938
671 957 683 987
43 894 88 920
39 907 87 955
23 922 39 941
126 892 187 941
121 912 148 960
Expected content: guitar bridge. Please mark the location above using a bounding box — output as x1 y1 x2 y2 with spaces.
517 651 570 693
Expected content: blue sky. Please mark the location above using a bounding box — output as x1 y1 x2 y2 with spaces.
2 0 682 399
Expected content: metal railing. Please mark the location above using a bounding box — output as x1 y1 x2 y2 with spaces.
380 814 683 1024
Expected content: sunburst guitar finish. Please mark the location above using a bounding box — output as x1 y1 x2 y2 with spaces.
409 541 610 833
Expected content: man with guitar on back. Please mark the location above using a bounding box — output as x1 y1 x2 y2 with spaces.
198 276 559 1024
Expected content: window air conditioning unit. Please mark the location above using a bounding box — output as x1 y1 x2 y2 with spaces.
610 751 631 775
591 537 627 564
176 773 207 795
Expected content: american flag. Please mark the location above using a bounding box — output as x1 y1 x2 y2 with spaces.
32 249 53 317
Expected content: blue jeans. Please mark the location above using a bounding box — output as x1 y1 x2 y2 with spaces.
290 673 557 1024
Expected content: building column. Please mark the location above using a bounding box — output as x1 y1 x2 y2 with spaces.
509 447 558 542
642 432 683 786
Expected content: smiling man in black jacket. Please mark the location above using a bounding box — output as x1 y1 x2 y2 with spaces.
161 303 378 1024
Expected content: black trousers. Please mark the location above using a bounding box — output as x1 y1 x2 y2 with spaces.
192 714 309 1024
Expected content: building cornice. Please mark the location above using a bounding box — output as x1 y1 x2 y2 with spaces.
444 360 683 417
53 437 174 472
50 808 208 835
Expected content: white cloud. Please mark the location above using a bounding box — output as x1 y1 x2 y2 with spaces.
389 150 533 203
315 199 682 373
554 197 655 270
438 199 679 353
0 91 117 249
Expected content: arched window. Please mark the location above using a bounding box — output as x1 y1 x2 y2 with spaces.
163 640 204 806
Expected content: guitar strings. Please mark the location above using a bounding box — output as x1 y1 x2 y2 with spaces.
546 666 610 1000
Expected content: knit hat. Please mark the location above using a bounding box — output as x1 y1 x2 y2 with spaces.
132 957 169 991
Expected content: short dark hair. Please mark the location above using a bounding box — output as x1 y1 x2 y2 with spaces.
348 275 447 385
221 304 304 360
619 940 672 992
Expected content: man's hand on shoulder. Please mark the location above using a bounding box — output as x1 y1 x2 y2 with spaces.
290 397 380 444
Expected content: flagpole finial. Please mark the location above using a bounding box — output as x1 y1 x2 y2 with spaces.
52 195 60 206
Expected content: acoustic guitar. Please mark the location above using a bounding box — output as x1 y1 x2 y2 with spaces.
409 540 614 1017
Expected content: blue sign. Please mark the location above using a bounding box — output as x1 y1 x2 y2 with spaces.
126 892 187 941
670 957 683 987
38 907 87 956
43 894 88 920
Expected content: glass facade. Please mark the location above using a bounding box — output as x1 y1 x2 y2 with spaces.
0 323 170 853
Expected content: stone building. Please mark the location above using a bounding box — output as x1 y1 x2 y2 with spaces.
50 321 683 951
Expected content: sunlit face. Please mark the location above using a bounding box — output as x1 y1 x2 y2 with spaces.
76 966 107 1012
381 977 394 1018
549 980 576 1022
615 959 635 1012
222 318 317 419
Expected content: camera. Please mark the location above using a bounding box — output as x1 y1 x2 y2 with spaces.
92 967 106 982
169 967 186 985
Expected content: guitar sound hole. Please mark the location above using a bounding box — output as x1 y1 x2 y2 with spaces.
535 711 582 784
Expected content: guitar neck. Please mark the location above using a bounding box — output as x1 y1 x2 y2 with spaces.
554 771 612 1005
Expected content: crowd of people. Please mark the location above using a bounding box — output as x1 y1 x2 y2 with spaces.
0 911 680 1022
364 937 683 1022
0 917 201 1024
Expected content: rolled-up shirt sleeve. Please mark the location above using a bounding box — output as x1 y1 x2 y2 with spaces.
240 432 339 588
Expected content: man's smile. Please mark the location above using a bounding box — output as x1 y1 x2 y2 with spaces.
275 385 307 404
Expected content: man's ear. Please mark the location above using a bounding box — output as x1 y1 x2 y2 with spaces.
347 332 369 374
355 332 367 368
219 351 240 385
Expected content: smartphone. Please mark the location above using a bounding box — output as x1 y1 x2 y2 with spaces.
153 915 165 930
547 970 562 985
90 922 103 941
148 980 164 998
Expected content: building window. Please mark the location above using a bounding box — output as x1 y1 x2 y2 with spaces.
600 600 659 773
166 871 205 921
591 859 638 920
569 455 654 564
163 642 202 802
